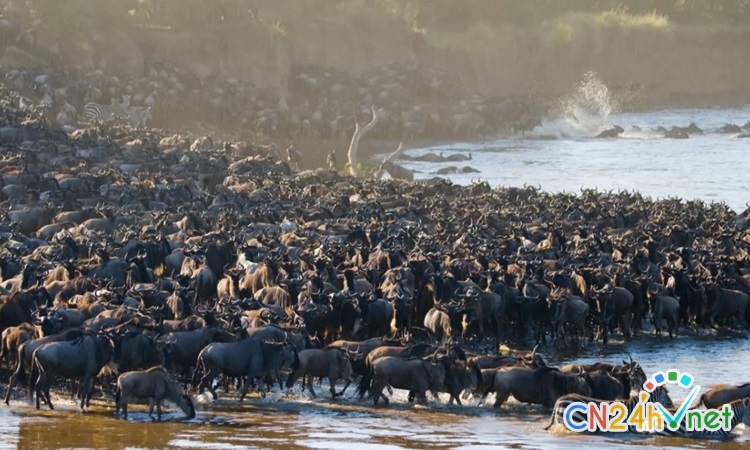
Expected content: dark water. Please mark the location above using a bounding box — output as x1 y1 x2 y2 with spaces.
3 332 750 449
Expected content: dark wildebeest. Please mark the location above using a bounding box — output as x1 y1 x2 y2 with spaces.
32 334 115 410
490 366 592 408
195 337 299 401
582 369 630 400
696 382 750 409
648 291 680 338
592 283 634 343
115 331 170 373
429 358 482 405
285 348 353 398
155 325 235 383
115 366 195 420
4 327 85 404
369 355 453 405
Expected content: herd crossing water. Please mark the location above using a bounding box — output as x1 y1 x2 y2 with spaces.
1 69 750 448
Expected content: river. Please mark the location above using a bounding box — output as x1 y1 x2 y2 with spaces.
393 89 750 214
3 89 750 448
4 334 750 449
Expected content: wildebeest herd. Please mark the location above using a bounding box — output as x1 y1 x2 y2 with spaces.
2 82 750 441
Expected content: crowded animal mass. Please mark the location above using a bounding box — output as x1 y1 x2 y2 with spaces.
0 2 750 448
0 68 750 444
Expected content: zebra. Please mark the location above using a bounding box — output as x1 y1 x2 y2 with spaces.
81 97 128 122
118 94 152 127
650 397 750 440
123 106 153 128
544 385 674 432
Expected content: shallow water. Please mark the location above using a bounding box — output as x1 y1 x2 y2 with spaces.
3 332 750 449
395 104 750 213
5 99 750 447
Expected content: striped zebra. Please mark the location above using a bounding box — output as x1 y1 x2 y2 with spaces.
123 106 153 128
81 98 128 122
544 385 674 432
651 397 750 440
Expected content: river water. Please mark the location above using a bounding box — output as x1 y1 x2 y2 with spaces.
3 83 750 448
395 94 750 214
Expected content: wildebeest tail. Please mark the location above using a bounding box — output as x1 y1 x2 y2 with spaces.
284 370 297 389
32 354 46 394
114 384 121 405
688 392 705 410
356 366 373 399
13 351 27 385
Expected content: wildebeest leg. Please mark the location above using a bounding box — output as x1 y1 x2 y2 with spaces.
415 389 428 405
38 375 54 410
156 401 163 421
80 376 94 410
148 398 156 419
24 365 39 402
306 374 317 398
121 399 129 419
4 371 17 405
328 376 337 399
240 374 256 401
370 380 388 405
337 378 351 397
478 382 494 406
199 369 220 401
493 387 510 408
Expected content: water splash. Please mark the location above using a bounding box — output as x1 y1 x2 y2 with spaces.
535 71 615 138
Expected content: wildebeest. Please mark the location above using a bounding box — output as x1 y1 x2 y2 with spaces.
489 366 592 408
424 306 452 344
4 327 85 404
115 366 195 420
696 382 750 409
32 333 115 410
648 291 680 338
0 322 39 366
369 355 450 405
195 336 299 400
285 347 353 398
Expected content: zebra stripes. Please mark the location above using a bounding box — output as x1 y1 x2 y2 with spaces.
81 100 127 122
651 397 750 440
544 386 674 433
123 106 153 128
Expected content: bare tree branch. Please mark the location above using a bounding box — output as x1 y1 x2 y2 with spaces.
375 141 405 178
347 105 383 177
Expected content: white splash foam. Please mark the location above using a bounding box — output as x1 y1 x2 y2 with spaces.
532 71 615 139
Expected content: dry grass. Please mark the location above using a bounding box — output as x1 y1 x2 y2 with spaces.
596 9 671 31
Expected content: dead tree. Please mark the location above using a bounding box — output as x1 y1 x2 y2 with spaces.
347 105 383 177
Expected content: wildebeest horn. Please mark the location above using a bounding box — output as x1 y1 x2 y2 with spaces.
531 345 538 359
